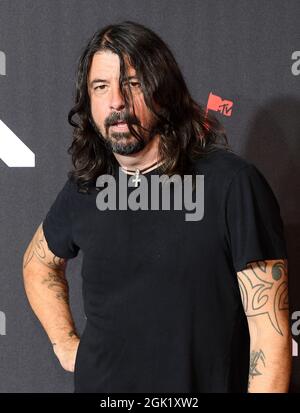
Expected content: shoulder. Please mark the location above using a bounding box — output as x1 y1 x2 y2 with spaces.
192 147 255 183
191 147 274 206
50 175 81 206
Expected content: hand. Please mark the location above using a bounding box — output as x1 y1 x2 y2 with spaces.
53 336 80 372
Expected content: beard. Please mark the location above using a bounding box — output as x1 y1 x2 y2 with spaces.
92 115 159 156
106 129 147 155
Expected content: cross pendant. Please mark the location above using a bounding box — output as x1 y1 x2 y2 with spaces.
132 169 141 187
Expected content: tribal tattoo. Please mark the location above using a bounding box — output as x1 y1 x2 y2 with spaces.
23 223 69 305
237 259 289 336
23 223 66 270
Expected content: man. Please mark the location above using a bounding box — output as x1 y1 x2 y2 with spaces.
23 21 291 393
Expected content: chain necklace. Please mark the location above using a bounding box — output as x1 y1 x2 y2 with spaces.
121 160 163 187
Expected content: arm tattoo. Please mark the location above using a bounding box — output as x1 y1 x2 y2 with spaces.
248 349 266 390
237 259 288 335
23 234 45 269
23 224 66 270
41 271 69 304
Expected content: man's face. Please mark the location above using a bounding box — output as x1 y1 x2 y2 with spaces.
88 50 158 155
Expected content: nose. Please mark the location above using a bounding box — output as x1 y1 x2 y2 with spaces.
109 83 125 111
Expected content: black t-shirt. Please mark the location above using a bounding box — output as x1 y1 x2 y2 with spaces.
42 148 288 393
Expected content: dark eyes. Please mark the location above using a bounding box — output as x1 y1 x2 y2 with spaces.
94 82 141 91
94 85 106 90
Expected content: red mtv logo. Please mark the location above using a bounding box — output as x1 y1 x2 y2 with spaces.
206 92 233 117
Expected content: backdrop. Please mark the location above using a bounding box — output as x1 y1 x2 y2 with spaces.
0 0 299 393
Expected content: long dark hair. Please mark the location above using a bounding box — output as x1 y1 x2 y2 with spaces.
67 20 231 193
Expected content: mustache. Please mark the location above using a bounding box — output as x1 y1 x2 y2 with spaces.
105 112 140 127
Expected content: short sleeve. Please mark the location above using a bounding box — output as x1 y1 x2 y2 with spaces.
42 178 80 259
224 164 288 272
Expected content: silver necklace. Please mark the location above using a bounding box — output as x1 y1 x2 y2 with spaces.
121 160 163 187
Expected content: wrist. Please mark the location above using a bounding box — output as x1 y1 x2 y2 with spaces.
51 329 79 349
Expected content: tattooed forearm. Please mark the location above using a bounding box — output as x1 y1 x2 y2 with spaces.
23 224 79 353
23 223 66 270
41 271 69 304
238 259 291 392
23 236 46 269
237 259 289 335
248 349 266 390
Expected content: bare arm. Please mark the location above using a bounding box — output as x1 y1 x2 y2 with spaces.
23 222 79 372
237 259 292 392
